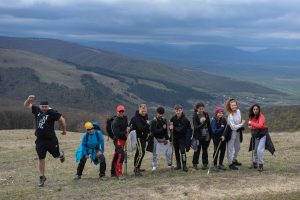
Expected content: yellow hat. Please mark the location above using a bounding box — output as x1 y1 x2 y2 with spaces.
84 122 93 130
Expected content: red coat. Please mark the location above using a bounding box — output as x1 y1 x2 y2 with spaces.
249 113 268 130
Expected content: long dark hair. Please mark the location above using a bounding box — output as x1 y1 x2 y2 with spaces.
248 104 261 119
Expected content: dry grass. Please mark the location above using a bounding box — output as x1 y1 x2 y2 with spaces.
0 130 299 200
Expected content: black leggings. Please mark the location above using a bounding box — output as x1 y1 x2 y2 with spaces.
76 154 106 177
213 140 226 166
173 137 186 167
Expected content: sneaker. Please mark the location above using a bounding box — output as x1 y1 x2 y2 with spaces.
139 169 146 172
201 164 208 170
212 165 219 172
74 175 81 180
99 176 108 181
193 164 199 170
152 166 157 171
258 164 264 172
229 164 239 170
183 165 188 172
134 168 143 176
59 151 65 163
233 160 242 166
117 176 126 180
218 164 226 170
38 176 47 187
168 164 175 170
249 162 258 169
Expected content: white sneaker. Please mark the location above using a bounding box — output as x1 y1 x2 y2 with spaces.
152 166 157 171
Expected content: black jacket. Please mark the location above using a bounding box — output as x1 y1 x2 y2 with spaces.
248 128 275 155
170 113 191 139
129 111 150 139
151 117 169 140
192 111 212 140
112 116 128 140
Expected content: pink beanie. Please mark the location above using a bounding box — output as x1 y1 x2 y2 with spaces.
215 106 224 115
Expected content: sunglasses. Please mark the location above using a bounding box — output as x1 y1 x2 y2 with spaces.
118 110 125 113
87 129 93 131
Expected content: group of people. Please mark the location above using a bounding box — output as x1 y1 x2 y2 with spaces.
24 95 275 187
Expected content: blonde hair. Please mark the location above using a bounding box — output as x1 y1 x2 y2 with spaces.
225 98 238 115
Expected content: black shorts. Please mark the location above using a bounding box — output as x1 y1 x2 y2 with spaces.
35 137 60 160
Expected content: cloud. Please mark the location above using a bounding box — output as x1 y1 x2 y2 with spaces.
1 0 300 47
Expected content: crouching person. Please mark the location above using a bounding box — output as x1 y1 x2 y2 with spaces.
75 122 107 181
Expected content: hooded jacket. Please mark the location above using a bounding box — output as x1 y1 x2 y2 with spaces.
170 113 191 139
129 111 150 139
75 130 105 165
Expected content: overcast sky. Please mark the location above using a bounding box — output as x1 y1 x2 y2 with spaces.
1 0 300 48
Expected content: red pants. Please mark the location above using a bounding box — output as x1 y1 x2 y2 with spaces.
111 139 126 177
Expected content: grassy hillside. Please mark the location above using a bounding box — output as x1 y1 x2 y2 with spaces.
0 46 283 112
0 130 299 200
0 36 281 95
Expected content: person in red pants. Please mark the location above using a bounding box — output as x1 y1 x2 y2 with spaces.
111 105 129 180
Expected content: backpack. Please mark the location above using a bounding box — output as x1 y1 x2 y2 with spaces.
106 116 116 140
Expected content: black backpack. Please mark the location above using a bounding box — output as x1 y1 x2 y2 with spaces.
106 116 116 140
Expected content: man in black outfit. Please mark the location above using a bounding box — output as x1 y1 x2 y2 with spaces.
24 95 67 187
170 104 191 172
192 102 212 170
129 103 150 176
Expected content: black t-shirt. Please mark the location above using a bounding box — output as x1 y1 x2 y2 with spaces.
32 105 62 139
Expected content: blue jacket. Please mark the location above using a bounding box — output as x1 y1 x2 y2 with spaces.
211 117 230 142
75 130 105 165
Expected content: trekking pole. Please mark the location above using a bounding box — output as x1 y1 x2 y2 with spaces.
170 122 175 170
207 140 222 175
207 123 228 175
124 141 128 176
251 130 254 166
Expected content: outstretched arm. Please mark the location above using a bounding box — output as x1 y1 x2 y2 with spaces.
24 95 35 109
58 116 67 135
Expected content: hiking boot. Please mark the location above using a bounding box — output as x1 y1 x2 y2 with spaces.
229 164 238 170
99 176 108 181
249 162 258 169
258 164 264 172
38 176 47 187
183 165 188 172
59 151 65 163
233 160 242 166
73 175 81 180
193 164 199 170
201 164 208 170
218 164 226 170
